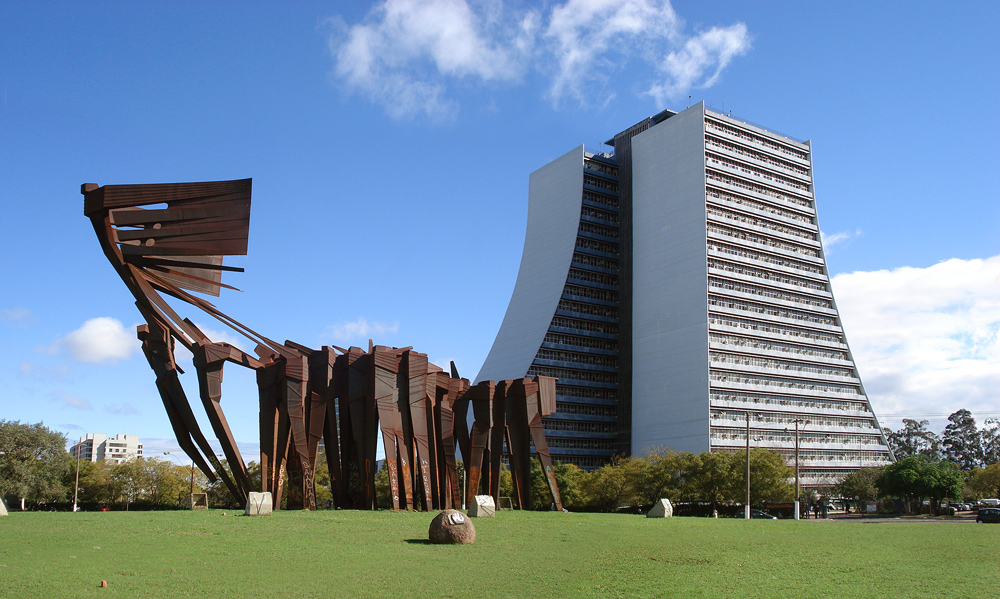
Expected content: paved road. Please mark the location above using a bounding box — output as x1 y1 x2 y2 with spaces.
810 512 982 523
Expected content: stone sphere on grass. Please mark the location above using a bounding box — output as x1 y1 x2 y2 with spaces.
428 509 476 544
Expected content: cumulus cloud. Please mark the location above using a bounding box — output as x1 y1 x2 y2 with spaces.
832 255 1000 425
328 0 750 119
52 391 92 411
1 307 34 327
59 317 140 364
329 0 537 121
324 317 400 343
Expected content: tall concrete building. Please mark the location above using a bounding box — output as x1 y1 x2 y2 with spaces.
477 102 893 487
70 433 143 464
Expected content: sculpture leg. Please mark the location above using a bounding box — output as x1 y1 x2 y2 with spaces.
489 381 508 505
504 380 532 510
193 346 252 505
526 377 562 511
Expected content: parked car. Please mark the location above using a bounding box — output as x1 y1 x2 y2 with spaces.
749 509 777 519
975 508 1000 523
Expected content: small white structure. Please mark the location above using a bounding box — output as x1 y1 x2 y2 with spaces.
245 492 273 516
0 497 8 517
468 495 496 518
646 498 673 518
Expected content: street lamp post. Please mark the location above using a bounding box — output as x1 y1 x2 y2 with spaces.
72 442 81 513
745 411 751 520
793 419 805 520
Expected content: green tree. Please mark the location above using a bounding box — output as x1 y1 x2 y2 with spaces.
835 467 882 512
745 448 794 504
314 448 334 508
942 409 984 470
690 451 737 509
0 420 71 505
966 462 1000 500
203 459 261 509
878 455 963 514
72 459 116 503
634 448 701 507
982 421 1000 465
528 459 585 510
112 458 154 508
885 419 941 459
579 457 646 512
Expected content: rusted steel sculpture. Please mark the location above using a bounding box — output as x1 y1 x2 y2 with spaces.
82 179 561 512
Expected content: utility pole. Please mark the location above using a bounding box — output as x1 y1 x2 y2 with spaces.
784 419 806 520
72 441 82 512
745 411 751 520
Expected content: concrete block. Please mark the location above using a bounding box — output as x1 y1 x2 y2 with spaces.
468 495 496 518
245 492 273 516
190 493 209 510
646 498 674 518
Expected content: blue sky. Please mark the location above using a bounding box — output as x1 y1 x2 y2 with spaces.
2 1 998 460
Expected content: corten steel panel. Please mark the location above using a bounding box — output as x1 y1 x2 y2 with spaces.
257 357 282 498
137 323 220 486
282 351 314 510
489 381 508 504
403 351 436 510
446 374 471 507
332 353 359 508
527 376 563 511
346 348 375 509
464 381 495 509
373 347 407 509
433 371 460 509
192 344 252 504
504 379 532 509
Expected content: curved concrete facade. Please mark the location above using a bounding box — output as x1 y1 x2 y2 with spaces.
476 146 585 383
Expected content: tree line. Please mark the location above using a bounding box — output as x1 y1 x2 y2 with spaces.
5 410 998 513
883 409 1000 470
836 409 1000 515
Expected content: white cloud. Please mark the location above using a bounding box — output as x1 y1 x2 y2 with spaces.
19 361 71 382
105 403 139 415
328 0 750 119
544 0 681 105
59 317 139 364
52 391 91 411
329 0 537 121
832 255 1000 425
324 317 400 343
645 23 751 106
821 228 862 253
1 307 33 327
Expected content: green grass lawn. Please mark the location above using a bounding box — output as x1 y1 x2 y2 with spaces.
0 510 996 598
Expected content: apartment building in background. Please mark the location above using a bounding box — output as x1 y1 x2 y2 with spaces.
70 433 143 464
